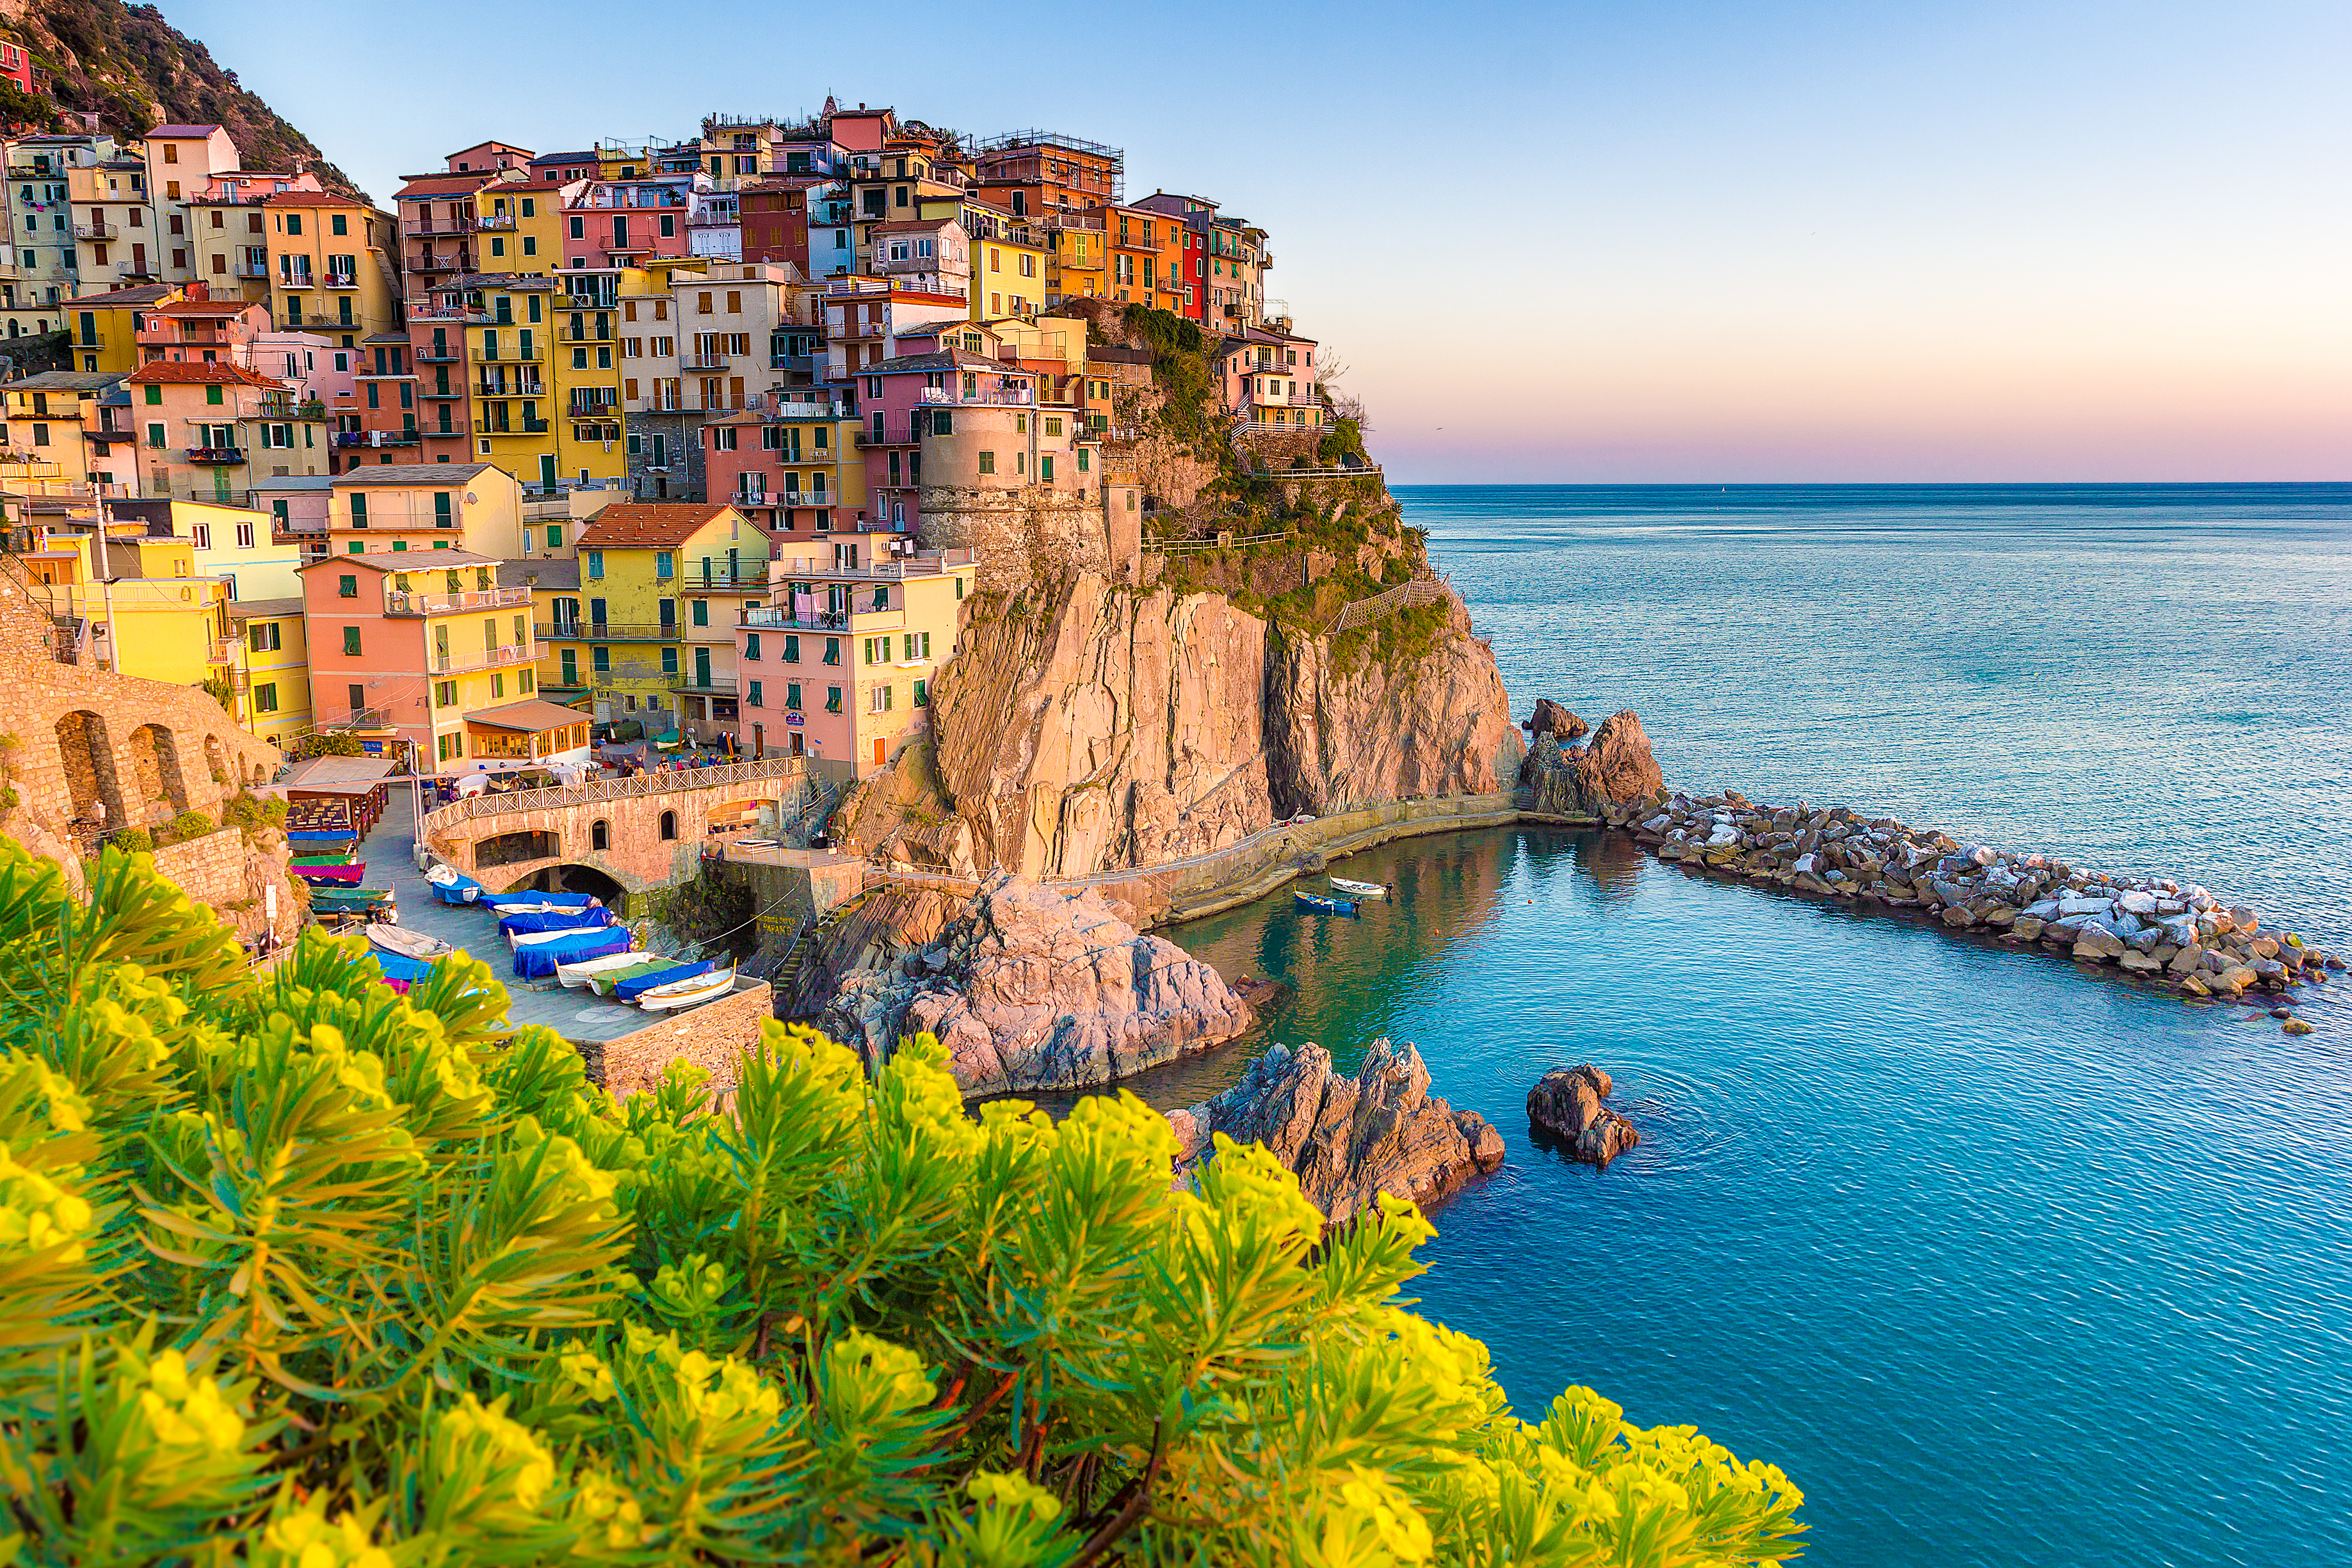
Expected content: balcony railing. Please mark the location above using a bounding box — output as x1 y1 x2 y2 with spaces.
557 328 614 343
322 271 358 289
384 586 533 616
536 621 706 642
414 344 462 361
740 605 905 633
74 221 117 241
918 387 1033 406
185 446 246 465
475 380 545 398
562 292 621 312
334 430 422 448
234 261 270 280
433 640 544 675
769 548 971 582
681 353 730 369
405 216 477 235
476 213 517 230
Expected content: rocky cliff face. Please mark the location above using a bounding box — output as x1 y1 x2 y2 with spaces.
1167 1039 1504 1225
928 572 1524 879
817 874 1252 1098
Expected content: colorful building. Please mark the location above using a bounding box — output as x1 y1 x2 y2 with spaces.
127 360 328 504
325 461 524 557
971 131 1124 216
62 283 175 372
556 502 771 731
698 394 864 543
0 370 136 497
296 550 542 765
262 191 401 349
1217 324 1324 431
226 594 310 748
734 535 976 772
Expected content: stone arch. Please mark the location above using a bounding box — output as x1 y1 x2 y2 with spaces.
127 724 189 816
590 817 610 852
659 809 677 840
203 732 230 788
53 710 121 822
475 828 560 869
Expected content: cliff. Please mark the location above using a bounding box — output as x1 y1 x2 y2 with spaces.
0 0 361 197
915 572 1521 880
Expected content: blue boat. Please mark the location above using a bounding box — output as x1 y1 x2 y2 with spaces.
498 908 612 936
483 890 598 913
1294 890 1359 916
613 958 712 1002
512 926 632 980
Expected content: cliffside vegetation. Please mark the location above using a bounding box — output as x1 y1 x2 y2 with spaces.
1 0 360 196
0 835 1804 1563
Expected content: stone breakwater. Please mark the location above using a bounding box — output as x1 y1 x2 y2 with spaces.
1608 790 2347 1002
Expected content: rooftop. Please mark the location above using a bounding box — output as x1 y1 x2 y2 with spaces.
3 371 131 391
146 124 226 140
870 348 1026 376
577 503 755 549
298 550 504 573
125 362 287 388
465 698 593 733
499 559 581 591
60 285 175 307
331 462 497 487
225 595 305 621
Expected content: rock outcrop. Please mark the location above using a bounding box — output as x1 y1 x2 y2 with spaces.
1527 699 1588 740
1527 1064 1641 1169
1166 1038 1505 1224
818 874 1252 1096
1521 708 1665 820
930 572 1524 880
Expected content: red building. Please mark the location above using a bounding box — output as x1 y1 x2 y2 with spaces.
0 31 34 95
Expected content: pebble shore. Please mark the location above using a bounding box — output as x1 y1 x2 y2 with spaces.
1604 791 2344 1005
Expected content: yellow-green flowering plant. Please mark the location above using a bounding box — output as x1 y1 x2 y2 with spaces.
0 837 1806 1565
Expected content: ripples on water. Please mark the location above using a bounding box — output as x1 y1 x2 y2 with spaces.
1106 488 2352 1567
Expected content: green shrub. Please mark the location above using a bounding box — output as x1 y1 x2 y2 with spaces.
163 811 215 845
107 826 154 854
0 836 1804 1565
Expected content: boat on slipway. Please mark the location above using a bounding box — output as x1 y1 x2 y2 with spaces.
367 925 452 963
636 968 736 1012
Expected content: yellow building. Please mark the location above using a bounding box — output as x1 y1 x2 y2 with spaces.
326 461 524 557
554 501 770 730
52 532 234 691
917 195 1046 323
263 191 401 349
1042 213 1108 307
0 371 138 496
62 283 179 373
227 595 310 748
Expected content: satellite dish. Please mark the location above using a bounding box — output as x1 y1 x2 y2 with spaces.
465 493 478 503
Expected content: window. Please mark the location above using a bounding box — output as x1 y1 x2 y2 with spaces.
1040 455 1054 481
659 810 677 840
825 685 842 714
745 633 761 660
655 552 673 578
341 627 360 655
783 634 800 663
591 819 609 851
336 574 358 598
869 684 893 713
248 621 282 652
691 600 708 627
823 637 841 666
547 524 561 549
910 630 931 659
146 422 164 447
585 550 604 579
747 679 763 708
913 678 928 707
1044 416 1062 436
144 384 161 405
435 680 456 708
1077 447 1090 472
205 385 223 406
785 681 802 710
978 451 995 475
254 682 278 712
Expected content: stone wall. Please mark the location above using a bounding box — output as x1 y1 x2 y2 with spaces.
150 825 303 949
919 483 1140 591
0 557 282 896
590 979 775 1105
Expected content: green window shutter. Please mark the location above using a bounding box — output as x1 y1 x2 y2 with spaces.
205 385 223 405
143 383 161 405
341 627 360 655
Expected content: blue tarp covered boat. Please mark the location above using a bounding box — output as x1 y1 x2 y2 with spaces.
498 908 613 936
512 926 632 979
613 958 712 1002
371 950 436 984
481 890 598 913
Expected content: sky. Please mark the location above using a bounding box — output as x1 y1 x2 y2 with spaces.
170 0 2351 483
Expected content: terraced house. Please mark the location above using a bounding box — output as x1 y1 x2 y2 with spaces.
550 502 770 733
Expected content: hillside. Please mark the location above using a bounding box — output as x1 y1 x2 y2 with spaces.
0 0 360 198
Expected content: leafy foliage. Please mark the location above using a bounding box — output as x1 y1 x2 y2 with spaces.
0 835 1805 1565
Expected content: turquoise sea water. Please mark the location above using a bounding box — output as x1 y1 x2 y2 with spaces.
1147 486 2352 1567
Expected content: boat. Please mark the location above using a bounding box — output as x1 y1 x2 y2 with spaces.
510 925 604 947
636 968 734 1012
614 959 713 1004
425 866 483 904
482 890 599 913
368 925 452 962
293 852 357 867
586 956 677 996
499 908 612 937
289 829 359 846
513 927 633 980
309 886 392 906
1328 876 1389 899
556 948 647 989
1293 890 1358 916
296 863 367 886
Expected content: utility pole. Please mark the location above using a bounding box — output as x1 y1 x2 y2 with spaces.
93 495 117 672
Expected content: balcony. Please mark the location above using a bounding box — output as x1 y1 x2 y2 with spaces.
474 380 545 398
433 640 544 676
557 327 614 343
918 386 1033 406
536 621 688 643
740 605 905 633
321 271 359 289
405 216 476 235
681 353 730 370
384 586 533 616
520 417 551 433
414 344 462 362
334 430 422 449
769 547 972 582
74 221 117 241
682 570 770 591
185 446 246 465
562 292 620 312
234 261 270 280
476 213 517 230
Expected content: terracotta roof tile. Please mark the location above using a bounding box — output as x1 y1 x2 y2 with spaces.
125 361 286 388
576 502 759 550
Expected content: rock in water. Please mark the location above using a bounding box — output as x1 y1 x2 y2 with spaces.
1526 1064 1642 1169
820 874 1252 1096
1522 707 1666 817
1166 1039 1504 1224
1528 698 1589 740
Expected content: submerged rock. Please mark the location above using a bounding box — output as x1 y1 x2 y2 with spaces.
820 874 1252 1097
1526 1064 1642 1169
1166 1038 1504 1225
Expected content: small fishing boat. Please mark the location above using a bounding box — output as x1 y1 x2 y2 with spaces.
424 865 483 904
296 863 367 886
636 967 734 1012
293 852 357 867
587 956 677 996
482 890 599 913
499 908 611 938
556 948 647 989
309 886 392 906
368 925 451 962
1293 890 1358 916
1328 876 1389 899
512 927 632 980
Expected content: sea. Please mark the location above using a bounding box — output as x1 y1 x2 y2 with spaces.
1134 486 2352 1567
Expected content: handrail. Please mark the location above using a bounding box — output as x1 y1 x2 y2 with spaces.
1325 574 1452 635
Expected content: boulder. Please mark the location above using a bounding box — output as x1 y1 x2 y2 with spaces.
1526 1064 1642 1169
1167 1039 1504 1224
1527 699 1588 740
2074 925 2127 961
1522 712 1664 820
821 873 1252 1097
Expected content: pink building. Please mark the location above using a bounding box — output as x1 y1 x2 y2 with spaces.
1215 323 1323 431
565 175 705 269
855 349 1040 533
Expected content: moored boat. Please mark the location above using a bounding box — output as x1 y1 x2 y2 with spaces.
636 967 734 1012
296 863 367 886
590 957 681 996
1294 891 1358 916
1328 876 1389 899
368 925 452 962
557 948 647 989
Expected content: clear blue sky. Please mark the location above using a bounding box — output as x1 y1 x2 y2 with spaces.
170 0 2351 483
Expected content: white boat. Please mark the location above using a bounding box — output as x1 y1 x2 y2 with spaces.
556 948 646 989
636 968 735 1012
510 925 604 948
1328 876 1389 899
423 864 479 901
368 925 453 961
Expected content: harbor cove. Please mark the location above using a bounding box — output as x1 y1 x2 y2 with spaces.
0 6 2344 1560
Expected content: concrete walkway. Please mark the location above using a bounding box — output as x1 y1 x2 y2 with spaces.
364 790 659 1044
